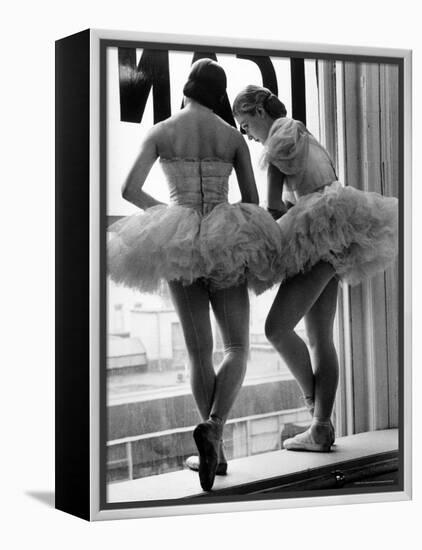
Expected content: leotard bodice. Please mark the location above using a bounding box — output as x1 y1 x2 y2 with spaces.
160 158 232 215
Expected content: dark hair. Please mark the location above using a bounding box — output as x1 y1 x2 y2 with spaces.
233 85 287 119
183 59 227 111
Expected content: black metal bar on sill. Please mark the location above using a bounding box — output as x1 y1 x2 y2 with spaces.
290 58 307 125
188 450 399 498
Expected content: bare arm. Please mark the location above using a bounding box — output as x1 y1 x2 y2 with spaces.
121 125 166 209
267 163 288 219
233 134 259 204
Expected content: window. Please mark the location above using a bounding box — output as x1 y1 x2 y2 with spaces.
104 47 399 500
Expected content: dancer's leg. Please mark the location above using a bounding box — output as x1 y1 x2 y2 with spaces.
304 276 339 421
265 262 335 400
169 280 229 477
278 272 339 452
168 280 215 421
193 282 250 490
209 283 250 422
168 280 223 490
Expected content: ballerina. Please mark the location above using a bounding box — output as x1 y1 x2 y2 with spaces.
233 85 398 452
108 62 282 489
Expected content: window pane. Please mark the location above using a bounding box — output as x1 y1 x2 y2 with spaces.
105 49 332 489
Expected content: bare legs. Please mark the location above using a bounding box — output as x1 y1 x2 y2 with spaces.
305 276 339 421
168 280 249 422
265 262 339 450
208 283 250 421
168 280 249 486
168 280 215 421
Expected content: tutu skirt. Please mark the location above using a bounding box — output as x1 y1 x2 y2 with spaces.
108 203 282 294
276 182 398 286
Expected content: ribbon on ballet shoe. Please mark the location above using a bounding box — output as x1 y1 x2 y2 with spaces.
312 417 332 427
313 416 336 445
303 395 315 417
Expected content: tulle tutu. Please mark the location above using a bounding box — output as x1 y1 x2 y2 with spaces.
108 203 282 294
276 182 398 286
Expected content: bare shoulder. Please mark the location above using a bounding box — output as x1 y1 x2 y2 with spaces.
145 121 166 141
231 128 249 155
141 120 171 153
215 119 243 147
215 115 239 135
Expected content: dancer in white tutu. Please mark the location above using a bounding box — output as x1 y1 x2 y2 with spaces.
108 62 282 490
233 85 398 452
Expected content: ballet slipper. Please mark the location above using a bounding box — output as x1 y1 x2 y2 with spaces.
185 455 228 475
193 419 223 491
303 396 335 446
185 440 227 475
283 419 333 452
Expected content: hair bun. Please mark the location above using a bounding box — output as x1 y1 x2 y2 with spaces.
233 85 287 119
183 79 222 110
266 93 287 118
183 58 227 111
182 79 196 97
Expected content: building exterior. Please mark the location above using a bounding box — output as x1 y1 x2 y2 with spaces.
107 335 148 376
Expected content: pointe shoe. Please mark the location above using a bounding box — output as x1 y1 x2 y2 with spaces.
186 440 227 475
283 422 333 453
193 420 223 491
185 455 228 475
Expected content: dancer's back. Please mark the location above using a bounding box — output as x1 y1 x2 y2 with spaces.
155 103 241 163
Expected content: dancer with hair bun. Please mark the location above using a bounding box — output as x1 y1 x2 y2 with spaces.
233 85 398 452
108 63 282 490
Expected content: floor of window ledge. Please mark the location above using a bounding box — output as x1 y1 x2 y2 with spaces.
106 429 398 504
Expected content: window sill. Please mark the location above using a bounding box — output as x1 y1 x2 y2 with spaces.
107 429 398 504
